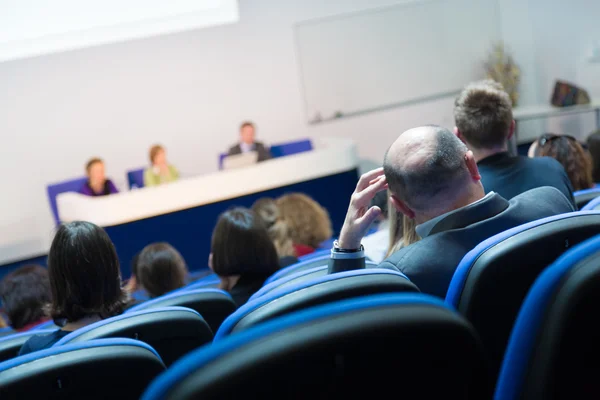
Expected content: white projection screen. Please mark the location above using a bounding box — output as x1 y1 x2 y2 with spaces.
0 0 239 63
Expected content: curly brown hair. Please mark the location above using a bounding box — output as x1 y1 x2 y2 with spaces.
276 193 332 249
538 134 594 191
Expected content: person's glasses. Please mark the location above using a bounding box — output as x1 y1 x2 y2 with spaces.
539 134 578 147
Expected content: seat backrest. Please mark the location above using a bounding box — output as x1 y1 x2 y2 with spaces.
127 167 145 189
31 321 59 330
182 274 220 291
264 255 330 285
142 293 489 400
574 187 600 209
46 177 88 224
126 289 236 333
0 329 56 362
54 307 212 366
496 234 600 400
0 338 165 399
581 194 600 211
269 138 313 158
298 248 330 261
446 211 600 381
216 268 419 339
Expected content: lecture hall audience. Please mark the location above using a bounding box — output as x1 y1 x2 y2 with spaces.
453 80 575 206
251 198 299 267
79 157 119 196
277 193 333 256
330 125 574 298
533 133 595 191
144 144 180 187
0 265 51 332
209 208 280 308
135 242 189 298
19 221 129 355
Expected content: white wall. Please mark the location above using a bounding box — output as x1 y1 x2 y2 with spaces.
0 0 598 263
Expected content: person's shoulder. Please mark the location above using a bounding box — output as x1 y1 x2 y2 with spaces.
510 186 575 212
526 155 565 171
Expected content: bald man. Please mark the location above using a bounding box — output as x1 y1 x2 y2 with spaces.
330 125 573 298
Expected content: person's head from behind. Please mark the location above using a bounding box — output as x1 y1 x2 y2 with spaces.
383 125 484 225
587 130 600 183
48 221 128 324
454 80 515 154
276 193 333 249
136 242 188 298
252 197 296 258
210 208 280 290
240 121 256 145
0 265 51 330
149 145 167 168
85 158 106 186
537 134 594 191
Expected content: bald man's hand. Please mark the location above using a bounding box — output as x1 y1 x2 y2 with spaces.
338 168 388 249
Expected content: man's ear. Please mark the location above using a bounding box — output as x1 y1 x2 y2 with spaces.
390 194 415 219
507 120 515 140
464 150 481 182
453 127 466 144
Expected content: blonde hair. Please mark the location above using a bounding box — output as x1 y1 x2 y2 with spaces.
386 195 420 258
276 193 333 249
251 198 296 258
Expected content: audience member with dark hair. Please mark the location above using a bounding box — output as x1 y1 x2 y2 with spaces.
19 221 129 355
0 265 51 331
453 80 575 206
79 157 119 196
209 208 280 308
535 134 594 191
276 193 333 256
227 121 273 162
251 197 299 267
330 125 573 298
136 242 188 298
144 144 179 187
587 130 600 183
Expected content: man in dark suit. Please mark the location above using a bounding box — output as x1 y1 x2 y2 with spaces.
227 121 273 162
329 125 574 298
453 80 575 207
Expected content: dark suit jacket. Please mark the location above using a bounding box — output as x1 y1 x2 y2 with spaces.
478 152 576 208
228 141 272 162
330 187 574 298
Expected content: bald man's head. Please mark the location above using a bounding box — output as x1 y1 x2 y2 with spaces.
383 125 471 212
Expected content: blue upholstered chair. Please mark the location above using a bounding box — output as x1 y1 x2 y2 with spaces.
46 177 88 224
495 234 600 400
127 167 145 189
53 307 211 366
215 268 419 340
126 288 236 333
573 187 600 209
30 321 59 331
0 338 165 399
581 194 600 211
263 255 330 285
0 329 55 362
141 293 489 399
446 211 600 381
181 273 220 291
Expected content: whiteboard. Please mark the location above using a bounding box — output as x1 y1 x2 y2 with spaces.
294 0 501 123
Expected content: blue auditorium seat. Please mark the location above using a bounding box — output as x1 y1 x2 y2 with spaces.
127 167 145 189
0 329 56 362
53 307 212 366
581 194 600 211
573 187 600 209
46 177 88 225
181 273 220 291
496 234 600 400
30 320 59 330
215 268 419 340
298 248 330 261
0 338 165 399
141 293 489 399
126 288 236 333
446 211 600 381
263 255 330 285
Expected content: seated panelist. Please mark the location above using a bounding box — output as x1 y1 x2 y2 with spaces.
79 157 118 196
227 121 273 162
144 144 179 187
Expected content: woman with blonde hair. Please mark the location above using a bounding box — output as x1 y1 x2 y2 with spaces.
386 207 420 258
276 193 333 256
251 198 299 267
144 144 179 187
